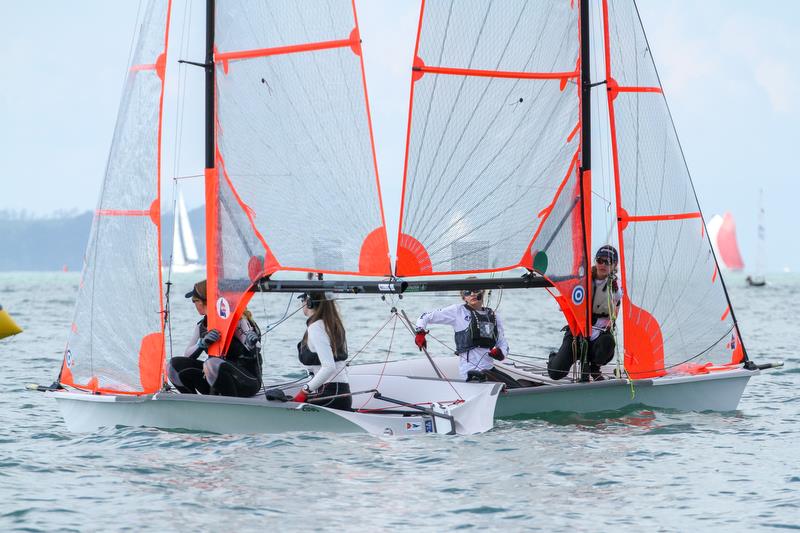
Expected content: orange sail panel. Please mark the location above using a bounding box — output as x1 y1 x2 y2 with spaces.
715 212 745 271
603 0 741 376
61 0 171 394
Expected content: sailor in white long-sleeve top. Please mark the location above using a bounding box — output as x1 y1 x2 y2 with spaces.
414 289 514 384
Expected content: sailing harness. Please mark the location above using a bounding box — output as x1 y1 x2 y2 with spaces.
454 306 498 354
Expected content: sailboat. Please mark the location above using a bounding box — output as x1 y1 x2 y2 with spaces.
170 190 204 273
746 190 766 287
43 0 500 435
707 212 745 272
348 0 780 415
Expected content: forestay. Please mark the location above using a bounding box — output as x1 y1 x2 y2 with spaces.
603 0 744 378
207 0 391 353
61 0 172 394
396 0 591 334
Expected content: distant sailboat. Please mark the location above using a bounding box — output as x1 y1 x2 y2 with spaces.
170 190 204 273
747 190 767 287
707 212 745 271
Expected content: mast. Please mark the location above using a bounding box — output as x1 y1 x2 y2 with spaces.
203 0 223 356
205 0 215 168
578 0 593 336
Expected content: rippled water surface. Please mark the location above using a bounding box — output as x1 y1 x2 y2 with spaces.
1 272 798 531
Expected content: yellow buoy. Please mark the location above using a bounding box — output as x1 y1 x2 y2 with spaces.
0 305 22 339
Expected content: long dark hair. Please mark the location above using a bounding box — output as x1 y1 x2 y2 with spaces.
302 292 347 356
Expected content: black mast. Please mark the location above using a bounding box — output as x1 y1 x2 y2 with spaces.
579 0 592 336
205 0 215 168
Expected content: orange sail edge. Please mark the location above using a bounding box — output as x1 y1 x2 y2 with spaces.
622 299 666 379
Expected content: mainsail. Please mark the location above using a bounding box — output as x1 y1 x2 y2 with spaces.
206 0 391 352
61 0 172 393
603 0 744 377
396 0 591 334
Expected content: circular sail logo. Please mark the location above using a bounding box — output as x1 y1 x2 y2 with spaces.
571 285 585 305
216 297 230 319
65 349 74 368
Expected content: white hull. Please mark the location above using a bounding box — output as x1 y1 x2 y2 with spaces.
348 357 756 416
48 374 501 436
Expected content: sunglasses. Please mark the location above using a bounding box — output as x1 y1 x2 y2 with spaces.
596 257 613 266
461 290 484 299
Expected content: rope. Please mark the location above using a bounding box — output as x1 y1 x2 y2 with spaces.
356 314 398 410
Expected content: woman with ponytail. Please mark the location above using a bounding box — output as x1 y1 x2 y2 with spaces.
292 292 351 410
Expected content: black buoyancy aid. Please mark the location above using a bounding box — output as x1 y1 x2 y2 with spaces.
297 339 348 367
454 306 497 354
199 316 262 368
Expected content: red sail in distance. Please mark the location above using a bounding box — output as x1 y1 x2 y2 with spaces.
716 212 745 271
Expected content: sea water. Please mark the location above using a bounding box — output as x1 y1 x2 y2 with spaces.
0 272 797 531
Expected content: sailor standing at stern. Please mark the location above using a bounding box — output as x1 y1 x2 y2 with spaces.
414 290 514 384
292 292 352 411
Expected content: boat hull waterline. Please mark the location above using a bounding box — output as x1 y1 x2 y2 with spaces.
348 357 756 416
48 374 502 436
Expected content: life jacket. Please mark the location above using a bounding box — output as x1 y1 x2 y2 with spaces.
454 306 497 354
591 277 618 324
199 316 262 371
297 335 348 367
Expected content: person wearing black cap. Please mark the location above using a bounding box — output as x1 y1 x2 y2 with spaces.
167 280 263 396
548 245 622 382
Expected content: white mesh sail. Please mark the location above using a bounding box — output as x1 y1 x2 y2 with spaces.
62 0 170 393
605 0 742 377
204 0 391 352
396 0 583 278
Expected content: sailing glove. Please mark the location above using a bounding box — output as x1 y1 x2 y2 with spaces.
293 389 308 403
244 329 260 350
489 347 505 361
414 329 428 351
198 329 221 350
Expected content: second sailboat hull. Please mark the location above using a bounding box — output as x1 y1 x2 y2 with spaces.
348 357 755 416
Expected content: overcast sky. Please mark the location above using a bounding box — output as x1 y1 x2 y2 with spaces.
1 1 797 272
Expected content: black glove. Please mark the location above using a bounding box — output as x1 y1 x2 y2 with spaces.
244 329 260 350
198 329 221 350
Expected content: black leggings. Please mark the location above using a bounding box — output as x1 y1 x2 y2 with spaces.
547 330 616 380
169 356 262 398
307 382 352 411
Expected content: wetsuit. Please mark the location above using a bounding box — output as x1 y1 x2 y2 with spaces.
168 316 262 397
297 320 351 410
548 276 622 381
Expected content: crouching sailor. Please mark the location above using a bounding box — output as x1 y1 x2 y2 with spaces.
548 245 622 382
414 289 516 386
292 292 352 411
168 279 263 397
